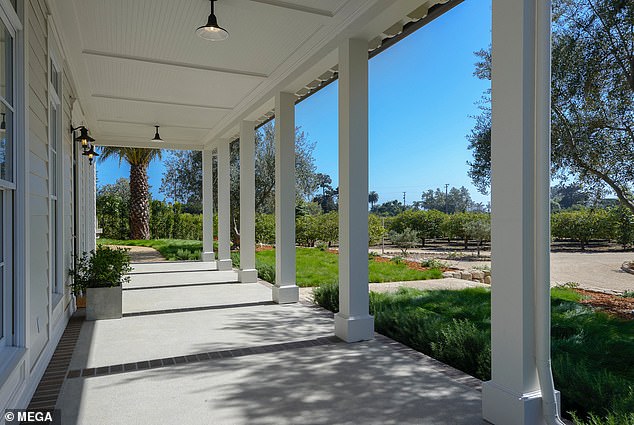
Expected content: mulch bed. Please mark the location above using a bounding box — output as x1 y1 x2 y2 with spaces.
372 256 455 273
255 245 274 252
575 289 634 319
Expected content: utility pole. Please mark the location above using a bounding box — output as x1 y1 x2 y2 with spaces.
403 191 406 207
444 184 449 214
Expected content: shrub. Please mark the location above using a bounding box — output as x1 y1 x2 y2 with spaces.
313 282 339 312
315 241 328 251
231 252 240 268
69 246 132 294
389 227 419 255
431 319 491 380
256 261 275 283
173 248 200 261
421 258 448 269
571 411 634 425
255 214 276 244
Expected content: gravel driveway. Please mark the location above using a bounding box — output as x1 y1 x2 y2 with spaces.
550 251 634 293
372 247 634 294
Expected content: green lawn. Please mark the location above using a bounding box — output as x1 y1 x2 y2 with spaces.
313 284 634 425
99 239 442 286
251 248 442 287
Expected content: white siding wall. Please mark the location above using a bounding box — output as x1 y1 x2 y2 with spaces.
0 0 89 414
27 0 50 364
62 70 74 309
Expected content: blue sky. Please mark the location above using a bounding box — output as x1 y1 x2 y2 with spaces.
97 0 492 206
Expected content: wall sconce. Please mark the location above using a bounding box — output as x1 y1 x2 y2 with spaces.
70 125 95 152
82 144 99 165
0 113 5 132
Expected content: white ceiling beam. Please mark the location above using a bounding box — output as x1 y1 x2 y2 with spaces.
247 0 335 17
97 119 214 131
95 138 204 151
91 94 233 111
82 49 269 79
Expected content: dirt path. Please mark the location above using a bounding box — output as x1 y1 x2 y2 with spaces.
104 245 165 263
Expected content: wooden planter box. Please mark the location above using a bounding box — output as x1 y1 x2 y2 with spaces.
86 286 122 320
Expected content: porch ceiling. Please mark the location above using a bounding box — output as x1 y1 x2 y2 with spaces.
49 0 455 150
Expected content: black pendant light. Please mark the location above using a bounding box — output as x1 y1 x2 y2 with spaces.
196 0 229 41
151 125 163 142
82 145 99 165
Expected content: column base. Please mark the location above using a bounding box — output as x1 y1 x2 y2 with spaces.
272 285 299 304
239 269 258 283
482 381 560 425
217 259 233 271
201 252 215 262
334 313 374 343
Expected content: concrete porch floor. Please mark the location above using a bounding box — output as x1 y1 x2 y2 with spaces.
54 262 484 424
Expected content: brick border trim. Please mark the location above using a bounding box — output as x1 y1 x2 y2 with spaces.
27 313 84 410
66 336 341 380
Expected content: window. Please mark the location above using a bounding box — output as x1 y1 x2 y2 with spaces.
0 7 15 349
0 18 13 185
49 38 62 298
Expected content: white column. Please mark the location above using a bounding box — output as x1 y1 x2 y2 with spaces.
239 121 258 283
217 142 232 271
335 38 374 342
482 0 558 424
202 148 215 262
273 92 299 303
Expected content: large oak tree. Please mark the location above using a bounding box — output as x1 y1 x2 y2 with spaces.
467 0 634 212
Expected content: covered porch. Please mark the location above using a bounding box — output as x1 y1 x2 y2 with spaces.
50 0 557 423
50 261 482 424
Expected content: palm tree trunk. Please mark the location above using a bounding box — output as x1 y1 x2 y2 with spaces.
130 163 150 239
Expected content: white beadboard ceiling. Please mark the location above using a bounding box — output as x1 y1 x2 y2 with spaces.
49 0 454 150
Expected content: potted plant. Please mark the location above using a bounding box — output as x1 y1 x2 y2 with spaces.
69 246 132 320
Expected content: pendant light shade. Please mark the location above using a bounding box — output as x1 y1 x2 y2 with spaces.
196 0 229 41
151 125 163 142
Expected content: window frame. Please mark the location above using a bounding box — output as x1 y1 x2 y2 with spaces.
48 27 63 303
0 0 19 351
0 6 15 191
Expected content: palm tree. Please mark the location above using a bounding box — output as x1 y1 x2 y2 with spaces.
369 191 379 209
98 147 162 240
